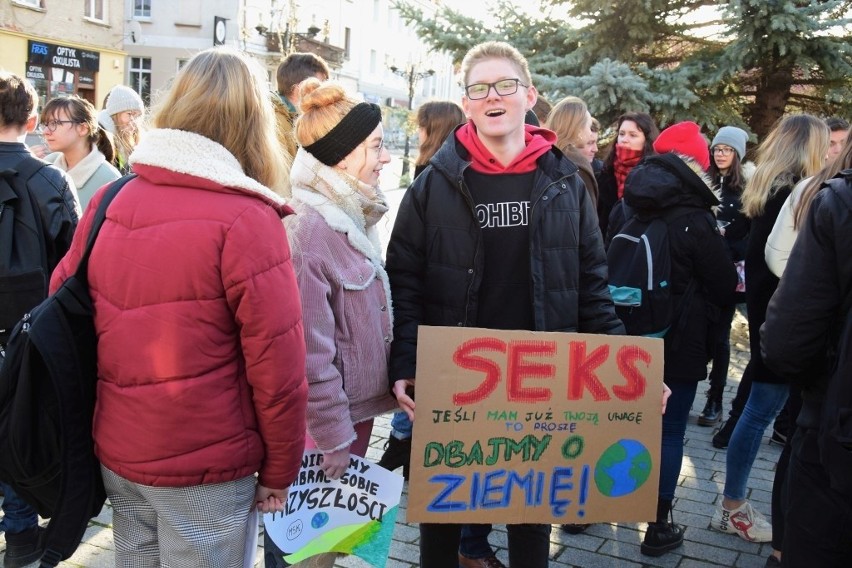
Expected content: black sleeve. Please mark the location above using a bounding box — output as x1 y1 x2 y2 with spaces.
32 168 79 275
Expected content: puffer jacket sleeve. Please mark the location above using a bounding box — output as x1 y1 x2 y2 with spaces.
386 174 429 386
222 205 308 489
576 184 625 335
291 247 357 453
763 188 847 380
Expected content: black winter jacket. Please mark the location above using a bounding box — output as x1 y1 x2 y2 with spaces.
615 153 737 383
386 134 625 385
762 170 852 428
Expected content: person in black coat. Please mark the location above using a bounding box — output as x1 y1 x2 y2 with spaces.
762 169 852 567
612 121 737 557
710 114 829 546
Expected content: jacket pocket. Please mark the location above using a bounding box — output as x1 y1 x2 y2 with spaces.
339 261 377 291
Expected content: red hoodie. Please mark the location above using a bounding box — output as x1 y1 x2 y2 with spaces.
455 122 556 174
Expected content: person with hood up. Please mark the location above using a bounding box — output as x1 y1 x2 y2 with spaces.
612 121 737 557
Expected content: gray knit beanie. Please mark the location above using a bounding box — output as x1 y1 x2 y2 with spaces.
711 126 748 160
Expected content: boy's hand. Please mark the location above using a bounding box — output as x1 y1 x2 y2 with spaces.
393 379 416 421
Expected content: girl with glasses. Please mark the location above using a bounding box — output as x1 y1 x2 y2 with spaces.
40 96 120 211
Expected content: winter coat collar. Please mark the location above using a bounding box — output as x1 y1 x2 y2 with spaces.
624 152 720 211
129 129 287 209
46 146 108 190
289 147 384 265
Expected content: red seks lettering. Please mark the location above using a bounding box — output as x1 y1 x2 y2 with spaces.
452 338 507 405
567 341 611 401
613 345 650 401
507 340 555 402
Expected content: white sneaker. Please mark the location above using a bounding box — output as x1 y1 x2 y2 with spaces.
711 500 772 542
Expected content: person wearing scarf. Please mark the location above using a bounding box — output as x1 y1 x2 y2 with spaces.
264 80 397 568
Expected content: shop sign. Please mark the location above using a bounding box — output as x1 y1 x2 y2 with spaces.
28 41 100 72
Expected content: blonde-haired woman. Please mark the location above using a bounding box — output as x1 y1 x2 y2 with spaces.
49 46 307 566
41 95 120 210
263 79 396 568
97 85 144 174
711 114 828 545
548 95 598 205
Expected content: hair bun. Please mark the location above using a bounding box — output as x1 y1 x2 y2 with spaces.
299 80 347 114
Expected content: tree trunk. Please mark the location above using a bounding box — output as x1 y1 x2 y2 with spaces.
747 66 794 141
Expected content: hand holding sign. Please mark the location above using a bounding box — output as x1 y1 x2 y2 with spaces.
392 378 416 422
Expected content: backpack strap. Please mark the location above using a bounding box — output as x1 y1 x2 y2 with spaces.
72 174 136 283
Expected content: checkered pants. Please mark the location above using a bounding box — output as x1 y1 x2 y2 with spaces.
102 466 256 568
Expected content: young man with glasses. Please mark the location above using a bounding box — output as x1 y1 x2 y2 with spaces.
385 41 625 568
0 72 79 568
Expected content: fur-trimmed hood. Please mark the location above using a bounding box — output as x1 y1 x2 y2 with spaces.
129 128 288 211
624 152 720 211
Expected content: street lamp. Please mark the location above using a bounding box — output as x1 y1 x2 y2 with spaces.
390 64 434 179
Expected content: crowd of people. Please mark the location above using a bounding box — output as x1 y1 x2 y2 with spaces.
0 37 850 568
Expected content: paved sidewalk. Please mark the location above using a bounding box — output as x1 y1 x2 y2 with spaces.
2 311 782 567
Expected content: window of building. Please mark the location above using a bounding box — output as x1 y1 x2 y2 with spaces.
370 50 376 74
13 0 44 8
344 27 351 59
85 0 107 21
134 0 151 18
129 57 151 105
373 0 380 22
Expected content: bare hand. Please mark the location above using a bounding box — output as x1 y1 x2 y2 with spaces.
321 447 351 480
662 383 672 415
392 379 415 422
254 484 287 513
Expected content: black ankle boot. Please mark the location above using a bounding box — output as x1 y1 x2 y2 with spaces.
4 525 45 568
641 499 684 557
377 436 411 479
698 397 723 426
712 414 739 449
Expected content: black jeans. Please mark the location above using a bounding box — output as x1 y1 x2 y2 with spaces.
770 386 801 551
707 303 736 400
420 523 551 567
782 428 852 567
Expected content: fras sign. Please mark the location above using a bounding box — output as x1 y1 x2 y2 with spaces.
407 326 664 524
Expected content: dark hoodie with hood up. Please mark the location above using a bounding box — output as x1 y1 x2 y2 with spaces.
612 152 737 383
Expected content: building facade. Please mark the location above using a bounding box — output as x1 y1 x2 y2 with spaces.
0 0 127 109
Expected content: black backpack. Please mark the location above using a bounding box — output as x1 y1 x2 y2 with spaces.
0 175 132 567
0 157 49 345
607 205 704 337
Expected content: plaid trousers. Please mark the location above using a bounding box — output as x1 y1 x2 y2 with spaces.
102 466 256 568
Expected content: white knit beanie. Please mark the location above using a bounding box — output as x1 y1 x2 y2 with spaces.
105 85 144 117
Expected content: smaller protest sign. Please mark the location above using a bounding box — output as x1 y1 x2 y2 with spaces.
264 451 404 568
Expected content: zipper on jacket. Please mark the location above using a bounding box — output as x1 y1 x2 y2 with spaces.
457 175 481 327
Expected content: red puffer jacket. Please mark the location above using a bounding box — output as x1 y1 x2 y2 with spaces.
49 129 308 489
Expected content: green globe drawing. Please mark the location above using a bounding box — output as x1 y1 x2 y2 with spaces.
594 439 652 497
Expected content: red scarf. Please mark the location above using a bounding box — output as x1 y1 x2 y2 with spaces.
455 122 556 174
614 145 644 199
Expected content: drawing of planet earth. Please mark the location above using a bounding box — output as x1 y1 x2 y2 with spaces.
311 512 329 529
593 439 652 497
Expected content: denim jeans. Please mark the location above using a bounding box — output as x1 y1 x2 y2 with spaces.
724 381 789 500
420 523 550 568
0 482 38 534
390 411 412 440
459 523 493 559
659 381 698 500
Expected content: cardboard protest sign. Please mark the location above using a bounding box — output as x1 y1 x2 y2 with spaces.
264 451 404 567
407 326 663 525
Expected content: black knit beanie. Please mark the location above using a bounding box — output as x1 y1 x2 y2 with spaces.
303 102 382 166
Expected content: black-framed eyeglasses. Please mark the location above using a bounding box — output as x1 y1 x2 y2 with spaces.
713 146 735 156
464 78 528 100
41 120 78 133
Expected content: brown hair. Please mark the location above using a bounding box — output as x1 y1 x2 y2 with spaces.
294 79 360 147
0 72 38 129
415 100 465 167
532 96 552 127
41 95 115 163
602 112 658 171
152 47 288 192
793 134 852 229
276 52 330 99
